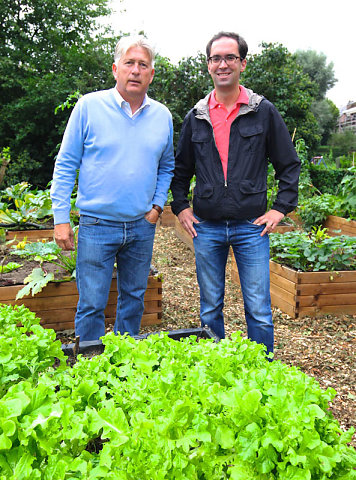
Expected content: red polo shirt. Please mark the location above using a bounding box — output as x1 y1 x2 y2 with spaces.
209 86 249 180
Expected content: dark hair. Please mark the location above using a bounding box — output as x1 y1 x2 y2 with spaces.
206 32 248 60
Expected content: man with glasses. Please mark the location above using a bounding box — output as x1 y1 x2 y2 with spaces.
51 35 174 341
171 31 300 355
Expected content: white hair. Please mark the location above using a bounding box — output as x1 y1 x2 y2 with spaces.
114 35 155 67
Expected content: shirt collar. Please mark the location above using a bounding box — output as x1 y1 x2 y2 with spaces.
113 87 151 113
209 85 249 110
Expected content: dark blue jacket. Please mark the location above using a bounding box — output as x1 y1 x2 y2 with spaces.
171 88 301 220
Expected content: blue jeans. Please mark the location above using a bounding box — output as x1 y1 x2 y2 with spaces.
75 215 156 341
193 218 273 354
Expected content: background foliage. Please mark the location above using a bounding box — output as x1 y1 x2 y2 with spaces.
0 2 347 188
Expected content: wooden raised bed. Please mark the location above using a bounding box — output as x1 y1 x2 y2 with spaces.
6 229 54 243
230 251 356 318
159 205 175 227
174 217 194 251
0 276 162 331
323 215 356 237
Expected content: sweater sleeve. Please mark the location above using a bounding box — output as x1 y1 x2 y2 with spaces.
170 112 196 215
151 113 175 209
267 104 301 215
50 99 85 225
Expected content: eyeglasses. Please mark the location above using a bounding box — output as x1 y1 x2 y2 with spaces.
207 54 241 66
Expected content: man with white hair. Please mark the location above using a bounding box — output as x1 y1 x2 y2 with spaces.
51 35 174 341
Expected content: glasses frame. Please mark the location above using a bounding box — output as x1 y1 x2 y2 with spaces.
207 54 241 66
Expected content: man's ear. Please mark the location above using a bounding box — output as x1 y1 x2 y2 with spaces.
240 58 247 73
112 63 118 79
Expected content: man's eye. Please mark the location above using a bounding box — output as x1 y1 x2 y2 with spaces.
212 56 221 62
125 60 134 65
139 62 148 69
226 55 236 61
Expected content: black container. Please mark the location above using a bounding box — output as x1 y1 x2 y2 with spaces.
61 326 219 358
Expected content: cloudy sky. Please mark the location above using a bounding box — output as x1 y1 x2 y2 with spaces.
108 0 355 110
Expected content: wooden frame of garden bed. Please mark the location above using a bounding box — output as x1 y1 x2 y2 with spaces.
230 251 356 318
6 229 54 243
0 276 162 331
323 215 356 237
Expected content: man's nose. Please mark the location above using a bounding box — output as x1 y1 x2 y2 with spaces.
131 62 140 73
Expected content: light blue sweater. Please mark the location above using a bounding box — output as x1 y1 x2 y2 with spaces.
51 88 174 224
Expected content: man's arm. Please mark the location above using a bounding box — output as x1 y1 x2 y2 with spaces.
170 112 196 222
50 100 84 247
267 105 301 216
150 114 175 214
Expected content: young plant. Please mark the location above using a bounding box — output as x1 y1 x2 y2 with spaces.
11 234 77 299
270 229 356 272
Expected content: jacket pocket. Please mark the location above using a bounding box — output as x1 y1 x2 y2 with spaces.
234 179 267 212
194 184 214 199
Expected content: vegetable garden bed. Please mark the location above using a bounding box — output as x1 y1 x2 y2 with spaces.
0 275 162 331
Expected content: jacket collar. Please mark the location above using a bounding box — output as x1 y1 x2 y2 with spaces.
194 87 264 123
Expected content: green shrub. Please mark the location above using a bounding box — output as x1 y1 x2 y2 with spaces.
309 165 349 194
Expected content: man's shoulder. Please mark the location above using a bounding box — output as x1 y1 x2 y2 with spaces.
78 88 114 106
147 98 172 118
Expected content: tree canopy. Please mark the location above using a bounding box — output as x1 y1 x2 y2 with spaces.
0 0 114 186
242 43 320 149
295 50 337 100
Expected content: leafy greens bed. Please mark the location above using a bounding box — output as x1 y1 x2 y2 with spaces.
0 305 355 479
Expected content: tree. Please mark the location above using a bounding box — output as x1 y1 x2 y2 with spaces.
310 98 339 144
150 54 212 146
295 50 337 100
0 0 114 186
242 43 320 149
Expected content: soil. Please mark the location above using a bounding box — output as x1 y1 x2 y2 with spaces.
1 227 355 447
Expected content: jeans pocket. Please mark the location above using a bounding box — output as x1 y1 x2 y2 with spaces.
143 217 157 227
245 218 262 227
79 215 100 226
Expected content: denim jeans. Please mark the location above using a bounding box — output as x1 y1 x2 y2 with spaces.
193 217 273 354
75 215 156 341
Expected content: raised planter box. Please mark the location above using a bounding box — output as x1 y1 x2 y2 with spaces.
174 217 194 251
6 229 54 243
159 205 175 227
323 215 356 237
0 276 162 331
230 251 356 318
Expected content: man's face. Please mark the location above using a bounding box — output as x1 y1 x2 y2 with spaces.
112 46 154 100
207 37 247 90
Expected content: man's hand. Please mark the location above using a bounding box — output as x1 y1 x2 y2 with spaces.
144 208 160 224
54 223 75 251
253 209 285 237
178 207 200 238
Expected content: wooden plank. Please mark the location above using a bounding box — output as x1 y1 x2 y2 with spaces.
174 217 194 251
270 283 296 306
269 261 299 283
160 206 175 227
231 269 240 285
323 216 356 237
6 229 54 243
297 282 356 295
297 270 356 284
270 292 296 318
298 293 356 307
270 271 297 295
298 304 356 318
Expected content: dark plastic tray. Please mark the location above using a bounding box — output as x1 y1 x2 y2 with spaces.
61 326 219 357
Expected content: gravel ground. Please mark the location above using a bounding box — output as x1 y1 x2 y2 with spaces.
140 226 355 447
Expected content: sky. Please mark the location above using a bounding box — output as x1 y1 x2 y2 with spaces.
108 0 355 110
